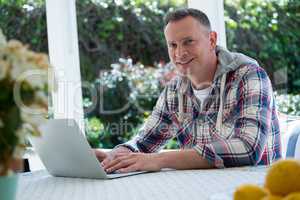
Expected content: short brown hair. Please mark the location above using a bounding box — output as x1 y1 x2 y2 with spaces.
164 8 211 30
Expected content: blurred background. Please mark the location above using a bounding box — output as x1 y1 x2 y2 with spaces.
1 0 299 149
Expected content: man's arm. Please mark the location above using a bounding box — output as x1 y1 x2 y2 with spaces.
157 149 212 169
104 149 212 173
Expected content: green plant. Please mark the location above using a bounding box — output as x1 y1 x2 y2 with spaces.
83 58 168 148
76 0 179 81
225 0 300 93
0 0 185 82
0 29 49 175
85 117 105 148
275 93 300 116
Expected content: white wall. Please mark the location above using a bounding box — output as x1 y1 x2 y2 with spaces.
46 0 84 132
188 0 227 48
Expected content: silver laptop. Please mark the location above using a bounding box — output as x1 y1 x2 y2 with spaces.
29 118 145 179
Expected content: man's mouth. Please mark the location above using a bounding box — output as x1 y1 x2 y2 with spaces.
176 58 194 66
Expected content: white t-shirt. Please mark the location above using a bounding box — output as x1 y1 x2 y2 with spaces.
192 86 211 109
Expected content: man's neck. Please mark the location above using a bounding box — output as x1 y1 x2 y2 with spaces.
190 53 218 90
191 82 212 90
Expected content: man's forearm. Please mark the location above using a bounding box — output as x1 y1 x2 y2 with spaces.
155 149 214 170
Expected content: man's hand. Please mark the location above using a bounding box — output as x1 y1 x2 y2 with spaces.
104 152 161 173
95 148 213 173
94 149 108 162
94 146 132 167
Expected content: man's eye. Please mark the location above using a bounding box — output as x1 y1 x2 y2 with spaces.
185 40 193 45
168 43 177 48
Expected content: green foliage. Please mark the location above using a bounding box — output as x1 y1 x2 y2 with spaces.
85 111 179 149
84 58 167 148
0 0 184 81
76 0 177 81
275 93 300 116
85 117 105 148
0 106 21 163
0 1 48 53
224 0 300 94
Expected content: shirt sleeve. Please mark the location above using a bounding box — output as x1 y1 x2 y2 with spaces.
118 87 176 153
193 66 275 168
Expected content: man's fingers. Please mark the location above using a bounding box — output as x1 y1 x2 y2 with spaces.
100 148 133 169
104 155 127 170
105 157 135 173
107 159 135 173
101 153 127 167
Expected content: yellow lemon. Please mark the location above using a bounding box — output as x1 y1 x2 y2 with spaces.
234 184 269 200
283 193 300 200
265 159 300 196
261 195 283 200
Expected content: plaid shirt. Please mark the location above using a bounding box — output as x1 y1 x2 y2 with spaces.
122 55 281 168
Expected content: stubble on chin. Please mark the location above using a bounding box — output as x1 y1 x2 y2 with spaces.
174 65 188 77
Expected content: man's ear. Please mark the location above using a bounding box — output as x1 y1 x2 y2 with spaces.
209 31 217 50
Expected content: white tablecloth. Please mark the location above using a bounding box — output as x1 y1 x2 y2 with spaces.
17 166 267 200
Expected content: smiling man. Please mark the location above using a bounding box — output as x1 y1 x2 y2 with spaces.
94 8 281 173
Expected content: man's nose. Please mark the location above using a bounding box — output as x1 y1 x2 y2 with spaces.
175 46 187 59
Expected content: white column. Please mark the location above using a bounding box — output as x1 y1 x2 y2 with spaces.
45 0 85 132
188 0 227 48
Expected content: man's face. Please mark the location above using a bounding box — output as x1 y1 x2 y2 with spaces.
164 16 217 81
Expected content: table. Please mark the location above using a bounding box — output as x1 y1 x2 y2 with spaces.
17 166 267 200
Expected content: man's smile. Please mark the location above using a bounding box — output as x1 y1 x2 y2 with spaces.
176 58 194 67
